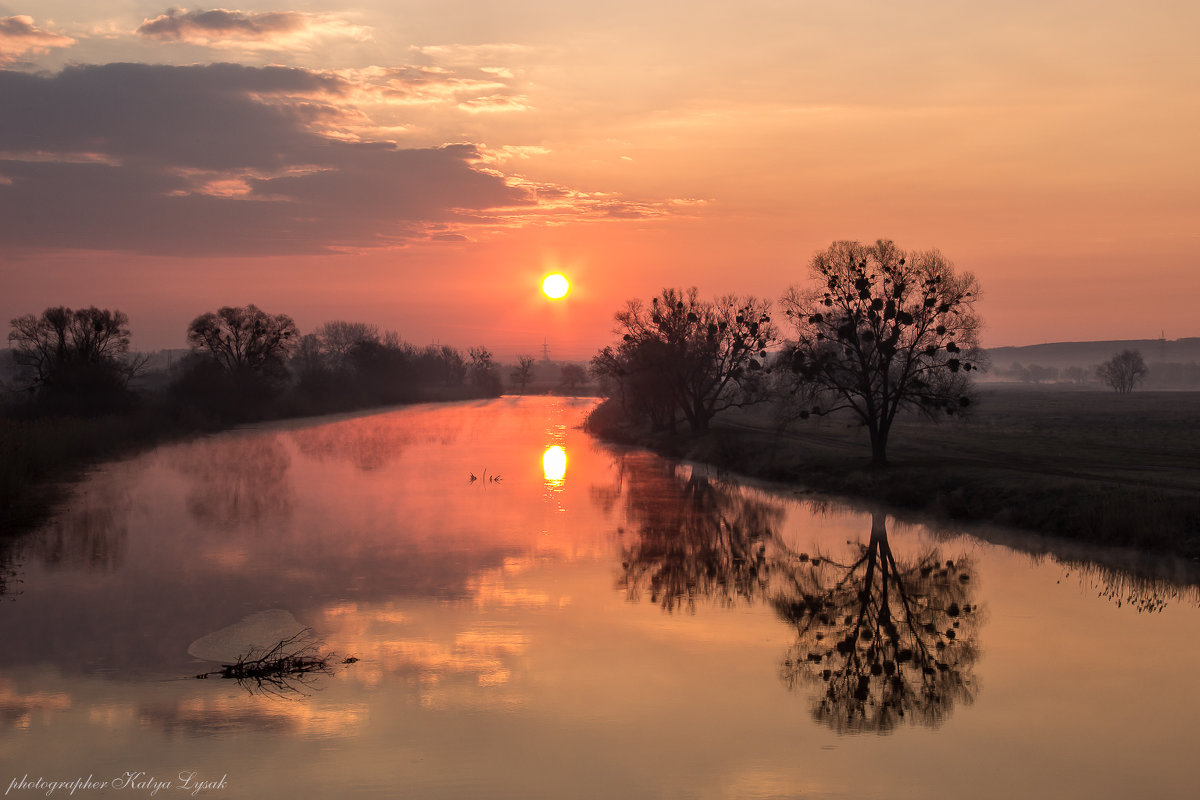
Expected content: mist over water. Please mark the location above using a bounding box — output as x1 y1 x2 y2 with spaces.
1 397 1197 799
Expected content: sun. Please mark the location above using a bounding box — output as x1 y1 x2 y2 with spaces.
541 273 570 299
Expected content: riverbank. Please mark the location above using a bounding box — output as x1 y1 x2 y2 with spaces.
586 388 1200 559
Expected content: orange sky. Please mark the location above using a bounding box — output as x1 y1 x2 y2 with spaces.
1 1 1197 356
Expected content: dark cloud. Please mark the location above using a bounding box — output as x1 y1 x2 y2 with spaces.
0 63 346 170
136 8 369 49
0 64 532 255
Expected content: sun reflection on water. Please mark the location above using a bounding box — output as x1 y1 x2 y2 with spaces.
542 445 567 484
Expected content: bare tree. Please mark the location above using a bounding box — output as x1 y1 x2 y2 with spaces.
1096 350 1147 393
594 288 776 434
317 320 380 369
7 306 146 410
510 354 536 394
185 305 298 378
468 346 501 396
781 240 983 465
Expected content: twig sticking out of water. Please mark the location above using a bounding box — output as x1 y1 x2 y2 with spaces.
194 628 353 696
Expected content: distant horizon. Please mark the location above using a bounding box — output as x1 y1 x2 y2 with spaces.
5 320 1199 364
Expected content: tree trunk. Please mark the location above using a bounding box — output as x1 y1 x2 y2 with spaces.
869 425 888 467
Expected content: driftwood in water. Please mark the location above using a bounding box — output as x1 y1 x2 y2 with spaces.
194 628 354 695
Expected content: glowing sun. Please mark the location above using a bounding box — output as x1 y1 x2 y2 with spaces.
541 273 570 299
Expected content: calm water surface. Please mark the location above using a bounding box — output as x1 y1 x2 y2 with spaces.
2 397 1198 799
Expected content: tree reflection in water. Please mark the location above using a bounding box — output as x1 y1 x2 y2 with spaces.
169 434 294 529
612 455 980 733
774 512 979 733
615 455 783 613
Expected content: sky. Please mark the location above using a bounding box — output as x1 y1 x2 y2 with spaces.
1 1 1197 357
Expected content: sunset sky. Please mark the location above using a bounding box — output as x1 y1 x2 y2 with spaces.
1 1 1196 357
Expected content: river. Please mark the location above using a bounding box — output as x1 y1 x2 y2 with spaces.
1 396 1197 799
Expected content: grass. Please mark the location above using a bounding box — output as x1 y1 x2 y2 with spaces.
588 388 1200 558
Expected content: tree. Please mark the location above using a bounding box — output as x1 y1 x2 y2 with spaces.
468 346 501 396
781 240 983 466
510 354 536 394
7 306 145 413
560 363 587 394
316 320 380 370
185 305 298 379
178 305 298 417
1096 350 1147 393
593 288 776 434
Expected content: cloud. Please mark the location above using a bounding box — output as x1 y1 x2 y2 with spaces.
0 63 529 255
136 7 371 50
334 65 510 107
0 62 679 256
458 94 532 114
0 16 75 64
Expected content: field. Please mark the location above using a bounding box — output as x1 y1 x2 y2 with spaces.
602 388 1200 557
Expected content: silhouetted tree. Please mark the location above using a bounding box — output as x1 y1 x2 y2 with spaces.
468 346 501 396
435 345 468 388
185 305 298 379
1097 350 1147 394
781 240 983 465
560 363 587 394
774 512 980 733
511 354 536 394
7 306 145 414
316 320 380 370
178 305 298 417
594 288 776 433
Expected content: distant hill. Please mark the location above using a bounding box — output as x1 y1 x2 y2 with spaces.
986 337 1200 367
983 338 1200 388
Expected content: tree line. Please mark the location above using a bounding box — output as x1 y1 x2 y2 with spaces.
3 304 505 423
590 240 985 465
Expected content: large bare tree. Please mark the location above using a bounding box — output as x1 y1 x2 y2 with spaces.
185 305 298 378
7 306 145 410
781 240 983 465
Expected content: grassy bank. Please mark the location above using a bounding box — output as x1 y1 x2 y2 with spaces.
587 388 1200 558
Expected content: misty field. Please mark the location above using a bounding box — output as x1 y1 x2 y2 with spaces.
664 388 1200 556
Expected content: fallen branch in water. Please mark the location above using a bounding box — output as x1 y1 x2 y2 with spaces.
193 628 355 696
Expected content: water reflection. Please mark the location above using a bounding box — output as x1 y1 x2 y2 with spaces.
615 455 782 612
169 434 293 529
288 410 461 471
30 471 131 570
0 677 71 729
614 458 980 733
542 446 568 484
1062 559 1200 613
774 512 979 733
